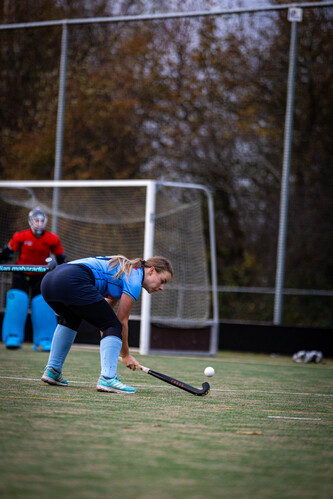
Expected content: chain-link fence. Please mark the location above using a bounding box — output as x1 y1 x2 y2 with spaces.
1 2 332 328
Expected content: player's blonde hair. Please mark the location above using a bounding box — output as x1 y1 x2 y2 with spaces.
108 255 173 279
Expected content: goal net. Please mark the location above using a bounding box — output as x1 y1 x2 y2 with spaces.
0 180 218 355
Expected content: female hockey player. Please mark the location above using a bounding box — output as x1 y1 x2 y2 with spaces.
40 255 173 393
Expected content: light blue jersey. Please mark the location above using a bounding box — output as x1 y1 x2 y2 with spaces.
68 257 144 301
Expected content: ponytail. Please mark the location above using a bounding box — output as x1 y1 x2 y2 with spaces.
108 255 145 279
108 255 173 279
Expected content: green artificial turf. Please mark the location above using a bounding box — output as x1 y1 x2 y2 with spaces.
0 344 332 498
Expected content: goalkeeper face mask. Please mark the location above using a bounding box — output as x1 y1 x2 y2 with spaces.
28 207 48 236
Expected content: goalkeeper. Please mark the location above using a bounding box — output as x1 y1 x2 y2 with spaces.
0 207 66 350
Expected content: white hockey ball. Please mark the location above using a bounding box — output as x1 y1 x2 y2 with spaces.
204 366 215 377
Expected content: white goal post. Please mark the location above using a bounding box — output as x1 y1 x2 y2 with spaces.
0 179 219 355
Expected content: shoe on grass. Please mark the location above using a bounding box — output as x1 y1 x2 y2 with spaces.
33 340 52 352
96 375 136 394
5 334 21 349
41 367 68 386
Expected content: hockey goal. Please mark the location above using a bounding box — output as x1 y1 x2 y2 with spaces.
0 180 218 355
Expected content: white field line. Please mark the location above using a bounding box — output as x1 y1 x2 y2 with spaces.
0 375 332 397
0 376 93 384
268 416 321 421
0 375 160 388
213 388 333 397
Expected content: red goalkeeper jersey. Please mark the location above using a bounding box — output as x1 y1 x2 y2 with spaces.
9 229 64 274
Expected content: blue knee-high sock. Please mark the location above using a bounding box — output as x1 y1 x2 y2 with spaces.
100 336 122 379
46 324 77 373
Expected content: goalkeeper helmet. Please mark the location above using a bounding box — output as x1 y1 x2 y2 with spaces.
28 207 48 236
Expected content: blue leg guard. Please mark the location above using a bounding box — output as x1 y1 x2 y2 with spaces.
2 289 29 349
31 294 58 352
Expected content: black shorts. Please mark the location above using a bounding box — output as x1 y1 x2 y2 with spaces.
12 272 43 298
41 263 122 335
41 263 102 306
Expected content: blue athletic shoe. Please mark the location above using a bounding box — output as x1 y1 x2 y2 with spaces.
96 375 136 394
41 367 68 386
5 334 21 349
33 340 52 352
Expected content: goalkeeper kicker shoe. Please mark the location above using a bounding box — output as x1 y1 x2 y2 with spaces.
97 375 136 394
5 334 21 349
33 340 52 352
41 367 68 386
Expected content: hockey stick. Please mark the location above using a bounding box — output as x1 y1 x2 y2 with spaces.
139 364 210 397
0 257 56 273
